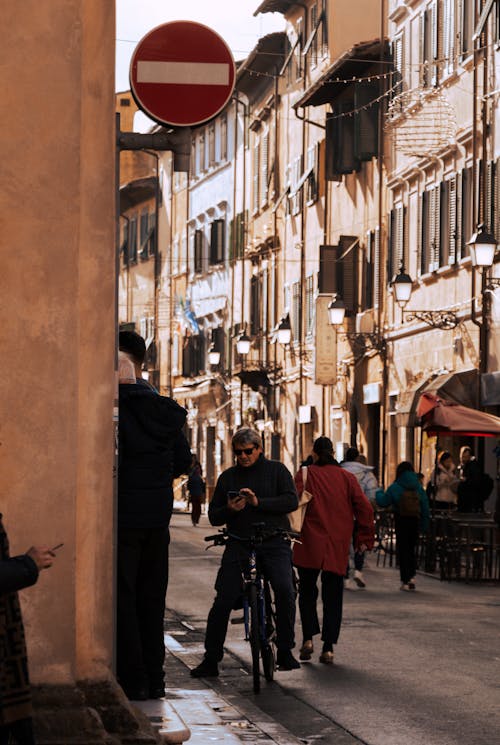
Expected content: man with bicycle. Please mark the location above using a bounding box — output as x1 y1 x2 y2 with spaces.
191 428 300 678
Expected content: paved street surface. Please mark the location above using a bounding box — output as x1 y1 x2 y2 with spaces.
164 511 500 745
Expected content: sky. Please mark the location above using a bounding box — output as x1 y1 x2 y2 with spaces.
115 0 285 93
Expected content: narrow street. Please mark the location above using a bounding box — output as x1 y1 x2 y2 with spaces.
166 512 500 745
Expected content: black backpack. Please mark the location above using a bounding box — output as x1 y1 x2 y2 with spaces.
398 488 421 518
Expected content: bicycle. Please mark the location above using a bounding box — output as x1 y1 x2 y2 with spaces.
204 523 297 694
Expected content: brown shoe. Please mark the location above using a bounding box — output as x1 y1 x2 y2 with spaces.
299 640 314 661
319 650 334 664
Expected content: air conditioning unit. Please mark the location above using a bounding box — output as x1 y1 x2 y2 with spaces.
355 310 375 334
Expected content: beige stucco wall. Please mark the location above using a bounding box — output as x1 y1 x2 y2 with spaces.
1 1 116 683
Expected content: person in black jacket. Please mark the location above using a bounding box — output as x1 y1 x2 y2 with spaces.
191 428 300 679
117 354 191 701
0 517 56 745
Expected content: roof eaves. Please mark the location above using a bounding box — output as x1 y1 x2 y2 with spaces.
253 0 298 16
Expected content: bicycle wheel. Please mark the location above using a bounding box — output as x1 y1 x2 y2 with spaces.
248 583 261 693
262 581 276 682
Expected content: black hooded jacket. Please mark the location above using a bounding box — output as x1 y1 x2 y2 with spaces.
118 384 191 529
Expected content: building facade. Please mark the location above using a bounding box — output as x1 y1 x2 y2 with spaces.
118 0 500 500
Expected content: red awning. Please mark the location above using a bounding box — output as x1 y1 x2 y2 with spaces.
416 392 500 437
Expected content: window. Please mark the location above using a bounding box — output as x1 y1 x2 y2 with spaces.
208 123 216 167
198 132 206 173
194 229 204 274
182 330 205 377
439 177 457 266
252 139 260 213
420 185 440 274
305 275 315 336
128 217 137 263
220 114 228 161
260 131 269 208
190 137 196 178
388 204 406 282
172 236 180 275
362 232 375 310
209 219 225 265
289 155 303 215
461 0 474 57
291 280 301 340
306 143 320 204
306 2 319 67
250 274 262 336
148 212 156 256
421 1 438 87
210 326 226 369
459 166 473 259
229 211 246 260
295 18 303 80
319 237 359 316
392 33 404 104
442 0 456 76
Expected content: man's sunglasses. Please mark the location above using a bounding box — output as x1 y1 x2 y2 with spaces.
233 446 256 456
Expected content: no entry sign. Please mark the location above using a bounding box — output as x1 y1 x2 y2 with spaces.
130 21 236 128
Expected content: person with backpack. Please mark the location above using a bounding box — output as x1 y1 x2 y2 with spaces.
376 461 429 591
341 448 378 589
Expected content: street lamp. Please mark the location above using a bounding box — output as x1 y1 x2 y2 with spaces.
391 266 413 309
327 294 346 326
468 224 498 268
276 314 292 345
208 344 221 366
390 266 460 330
236 331 251 355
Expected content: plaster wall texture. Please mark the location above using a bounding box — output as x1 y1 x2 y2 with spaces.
1 1 116 684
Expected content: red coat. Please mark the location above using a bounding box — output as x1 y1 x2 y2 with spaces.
293 464 375 574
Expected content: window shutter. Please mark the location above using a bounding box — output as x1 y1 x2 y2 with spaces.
461 166 472 259
420 190 429 274
253 140 260 213
363 232 374 310
495 158 500 248
388 208 395 282
455 171 463 260
419 12 426 86
210 219 225 264
439 180 448 267
148 212 156 256
374 227 380 308
448 176 457 264
332 101 358 174
260 132 269 207
250 275 261 336
194 229 203 273
396 205 405 277
129 218 137 263
325 114 342 181
431 185 440 270
354 82 379 160
319 245 337 293
485 160 494 233
292 280 301 340
339 236 359 316
431 0 438 86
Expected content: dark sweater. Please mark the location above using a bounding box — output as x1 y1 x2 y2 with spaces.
0 554 38 595
209 454 298 538
118 384 192 529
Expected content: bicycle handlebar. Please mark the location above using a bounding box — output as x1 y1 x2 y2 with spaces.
204 524 300 546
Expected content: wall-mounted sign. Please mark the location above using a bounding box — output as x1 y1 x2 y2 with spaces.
314 295 337 385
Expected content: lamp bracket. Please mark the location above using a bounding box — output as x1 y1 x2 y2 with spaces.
485 278 500 291
341 332 386 354
402 309 460 330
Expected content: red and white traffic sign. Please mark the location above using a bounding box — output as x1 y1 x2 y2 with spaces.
130 21 236 128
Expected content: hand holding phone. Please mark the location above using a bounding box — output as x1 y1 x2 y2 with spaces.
227 490 246 512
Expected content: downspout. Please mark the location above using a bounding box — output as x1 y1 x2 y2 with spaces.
378 0 388 483
144 149 161 388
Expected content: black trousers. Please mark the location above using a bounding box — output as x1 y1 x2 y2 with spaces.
116 526 170 690
296 567 344 645
204 538 296 662
0 717 35 745
394 515 419 583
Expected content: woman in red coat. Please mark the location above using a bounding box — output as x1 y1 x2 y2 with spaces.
293 437 374 664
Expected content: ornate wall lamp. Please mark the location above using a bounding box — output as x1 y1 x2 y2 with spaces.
327 294 386 354
468 224 500 290
391 266 460 330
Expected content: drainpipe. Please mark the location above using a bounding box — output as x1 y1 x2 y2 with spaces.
378 0 387 484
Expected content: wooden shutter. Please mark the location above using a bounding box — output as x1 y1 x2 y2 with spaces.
374 227 381 308
325 114 341 181
252 140 260 213
448 176 457 264
388 208 395 282
292 280 301 339
420 191 428 274
495 158 500 248
332 102 358 174
338 236 359 316
363 232 374 310
485 160 494 233
354 81 379 160
319 245 337 293
260 131 269 207
194 229 203 273
250 275 261 336
210 219 225 265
